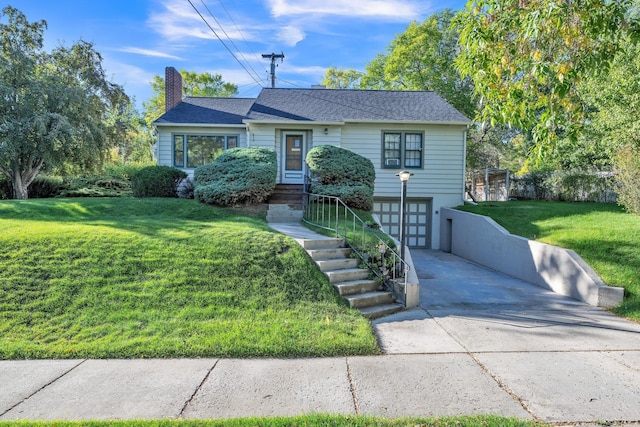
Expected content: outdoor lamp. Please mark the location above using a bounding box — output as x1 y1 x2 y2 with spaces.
397 170 413 182
396 170 413 271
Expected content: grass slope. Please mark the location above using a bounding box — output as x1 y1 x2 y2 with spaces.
457 201 640 320
0 198 378 359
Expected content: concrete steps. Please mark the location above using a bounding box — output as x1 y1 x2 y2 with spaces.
266 204 303 223
266 184 304 223
268 184 304 205
300 237 403 320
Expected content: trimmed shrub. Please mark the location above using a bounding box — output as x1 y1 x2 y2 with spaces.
306 145 375 211
194 147 277 206
131 166 187 198
306 145 375 186
0 176 12 199
309 183 374 211
28 176 64 198
60 175 132 198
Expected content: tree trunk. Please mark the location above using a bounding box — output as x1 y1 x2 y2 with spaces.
9 159 45 199
11 171 29 200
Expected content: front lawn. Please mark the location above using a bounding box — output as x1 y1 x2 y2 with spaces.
457 201 640 320
0 198 378 359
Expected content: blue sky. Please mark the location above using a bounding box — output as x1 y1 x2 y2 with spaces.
10 0 467 109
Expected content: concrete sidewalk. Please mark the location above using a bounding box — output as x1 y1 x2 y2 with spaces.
1 225 640 424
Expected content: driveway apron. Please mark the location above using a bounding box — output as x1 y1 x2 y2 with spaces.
374 249 640 424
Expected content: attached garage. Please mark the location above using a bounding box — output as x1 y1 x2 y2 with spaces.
374 198 432 249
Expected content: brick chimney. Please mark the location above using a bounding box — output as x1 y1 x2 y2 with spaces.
165 66 183 112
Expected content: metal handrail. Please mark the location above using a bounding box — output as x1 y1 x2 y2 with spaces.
302 192 409 304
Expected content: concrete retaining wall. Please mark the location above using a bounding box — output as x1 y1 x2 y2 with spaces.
439 207 623 308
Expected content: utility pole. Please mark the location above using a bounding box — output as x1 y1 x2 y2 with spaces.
262 52 285 88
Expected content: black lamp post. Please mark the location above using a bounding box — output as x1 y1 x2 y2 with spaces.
396 170 413 268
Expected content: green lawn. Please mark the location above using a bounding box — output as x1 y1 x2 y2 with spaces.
0 198 378 359
457 201 640 320
0 415 542 427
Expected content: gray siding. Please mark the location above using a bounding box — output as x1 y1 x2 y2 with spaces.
341 123 466 199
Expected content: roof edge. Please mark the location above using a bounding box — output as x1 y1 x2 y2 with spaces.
153 122 248 128
243 119 346 125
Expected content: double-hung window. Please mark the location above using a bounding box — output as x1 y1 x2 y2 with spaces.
173 134 238 168
382 131 423 169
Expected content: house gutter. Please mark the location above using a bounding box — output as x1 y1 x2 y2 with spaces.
243 119 345 126
343 119 471 126
153 122 248 128
243 119 470 126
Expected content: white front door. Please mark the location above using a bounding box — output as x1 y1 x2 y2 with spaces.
281 132 305 184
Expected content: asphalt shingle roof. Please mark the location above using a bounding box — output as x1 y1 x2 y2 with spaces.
247 88 470 123
154 97 255 125
154 88 470 125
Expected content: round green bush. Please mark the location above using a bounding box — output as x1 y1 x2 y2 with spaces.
306 146 375 211
131 166 187 198
194 147 277 206
306 145 375 186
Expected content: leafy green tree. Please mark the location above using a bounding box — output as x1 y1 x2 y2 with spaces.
360 9 476 118
454 0 634 156
0 6 128 199
320 67 363 89
106 102 155 165
143 70 239 127
576 33 640 211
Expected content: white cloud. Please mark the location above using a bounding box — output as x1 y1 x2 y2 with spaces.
278 26 306 46
148 0 213 40
267 0 425 20
104 61 156 87
148 0 260 42
117 47 184 60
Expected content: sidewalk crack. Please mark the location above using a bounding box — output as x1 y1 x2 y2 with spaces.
345 357 360 415
0 359 87 418
178 359 219 418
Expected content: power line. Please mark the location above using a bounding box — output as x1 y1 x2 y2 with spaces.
186 0 264 88
215 0 269 79
198 0 265 86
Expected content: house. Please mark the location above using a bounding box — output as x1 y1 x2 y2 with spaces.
154 67 470 250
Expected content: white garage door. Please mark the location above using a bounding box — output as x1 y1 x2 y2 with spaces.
374 198 432 248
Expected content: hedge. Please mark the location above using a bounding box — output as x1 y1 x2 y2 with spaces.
194 147 277 206
0 176 63 199
131 166 187 198
306 145 375 211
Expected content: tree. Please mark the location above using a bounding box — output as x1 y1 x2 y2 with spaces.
320 67 363 89
106 102 155 165
142 70 239 127
454 0 634 157
0 6 128 199
360 9 476 118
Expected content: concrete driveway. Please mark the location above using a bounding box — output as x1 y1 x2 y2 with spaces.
373 249 640 424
